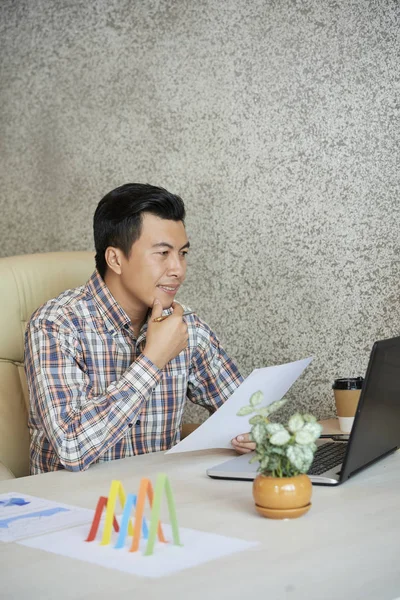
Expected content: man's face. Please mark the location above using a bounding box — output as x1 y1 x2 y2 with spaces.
118 213 189 313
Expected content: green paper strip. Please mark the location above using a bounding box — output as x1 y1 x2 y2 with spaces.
144 473 183 556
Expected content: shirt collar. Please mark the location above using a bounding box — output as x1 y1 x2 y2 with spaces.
86 270 131 334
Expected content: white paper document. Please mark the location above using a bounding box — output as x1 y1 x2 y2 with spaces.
19 522 259 578
166 356 312 454
0 492 94 543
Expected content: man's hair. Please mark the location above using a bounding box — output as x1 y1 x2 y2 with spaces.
94 183 186 278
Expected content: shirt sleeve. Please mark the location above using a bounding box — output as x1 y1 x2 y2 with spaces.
187 318 243 413
25 318 162 472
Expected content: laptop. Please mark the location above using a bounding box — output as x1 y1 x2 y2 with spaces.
207 336 400 486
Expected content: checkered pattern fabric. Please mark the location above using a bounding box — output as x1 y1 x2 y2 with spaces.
25 270 242 473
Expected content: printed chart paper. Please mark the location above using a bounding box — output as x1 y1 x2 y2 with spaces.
19 522 259 578
166 356 312 453
0 492 94 543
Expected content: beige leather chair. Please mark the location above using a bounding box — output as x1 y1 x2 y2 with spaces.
0 251 198 481
0 252 96 480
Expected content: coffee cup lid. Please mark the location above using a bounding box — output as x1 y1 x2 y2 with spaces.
332 376 363 390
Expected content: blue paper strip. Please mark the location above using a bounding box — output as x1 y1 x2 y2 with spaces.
114 494 148 549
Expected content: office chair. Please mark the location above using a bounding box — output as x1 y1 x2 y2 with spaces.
0 252 95 480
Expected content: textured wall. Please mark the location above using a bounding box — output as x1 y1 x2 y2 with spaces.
1 0 399 424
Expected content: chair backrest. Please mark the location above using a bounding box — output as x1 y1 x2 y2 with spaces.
0 251 95 477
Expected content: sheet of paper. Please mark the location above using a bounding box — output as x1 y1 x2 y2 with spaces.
0 492 94 543
166 356 312 454
19 522 259 578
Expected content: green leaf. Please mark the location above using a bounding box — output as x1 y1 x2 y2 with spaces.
260 456 270 471
249 454 260 464
301 446 315 463
258 407 273 417
267 455 280 473
269 445 286 456
295 429 314 445
251 423 267 444
288 413 304 433
303 422 323 440
302 413 317 423
286 444 317 473
270 430 291 446
250 391 263 407
286 445 305 471
298 446 315 473
263 397 288 416
236 405 254 416
265 422 285 435
249 414 265 425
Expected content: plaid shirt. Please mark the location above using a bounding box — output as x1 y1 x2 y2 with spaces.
25 270 242 473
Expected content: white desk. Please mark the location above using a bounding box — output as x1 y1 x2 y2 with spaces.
1 439 400 600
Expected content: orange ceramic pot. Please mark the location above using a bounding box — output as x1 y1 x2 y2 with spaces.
252 473 312 519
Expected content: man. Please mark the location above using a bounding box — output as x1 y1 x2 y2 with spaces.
25 183 254 473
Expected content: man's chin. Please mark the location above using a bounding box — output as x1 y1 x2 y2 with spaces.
150 298 174 310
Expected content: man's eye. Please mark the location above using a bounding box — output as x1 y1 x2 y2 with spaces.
158 251 169 256
180 251 189 258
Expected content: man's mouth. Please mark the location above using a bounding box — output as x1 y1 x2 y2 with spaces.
157 284 179 295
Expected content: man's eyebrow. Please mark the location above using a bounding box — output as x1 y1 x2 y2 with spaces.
152 241 190 251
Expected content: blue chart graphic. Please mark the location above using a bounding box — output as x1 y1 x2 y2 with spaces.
0 497 30 507
0 507 70 529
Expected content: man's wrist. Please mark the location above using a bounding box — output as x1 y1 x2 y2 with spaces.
142 348 166 370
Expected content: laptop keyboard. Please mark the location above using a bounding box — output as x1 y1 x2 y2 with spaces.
308 442 347 476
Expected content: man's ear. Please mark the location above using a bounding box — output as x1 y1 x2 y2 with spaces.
105 247 123 275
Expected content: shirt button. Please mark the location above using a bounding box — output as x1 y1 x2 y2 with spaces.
128 423 133 428
136 420 141 425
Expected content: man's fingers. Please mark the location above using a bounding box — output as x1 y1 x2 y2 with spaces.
171 302 184 318
231 432 256 455
232 440 255 449
234 433 252 444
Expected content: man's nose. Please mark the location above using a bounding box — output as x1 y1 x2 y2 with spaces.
166 254 186 278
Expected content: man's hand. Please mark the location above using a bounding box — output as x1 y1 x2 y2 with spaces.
231 433 256 454
143 300 189 369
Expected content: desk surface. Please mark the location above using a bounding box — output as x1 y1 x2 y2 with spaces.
1 422 400 600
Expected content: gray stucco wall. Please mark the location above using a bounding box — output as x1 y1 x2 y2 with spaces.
1 0 399 424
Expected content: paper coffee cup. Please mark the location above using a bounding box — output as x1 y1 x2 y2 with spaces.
332 377 363 434
337 416 355 434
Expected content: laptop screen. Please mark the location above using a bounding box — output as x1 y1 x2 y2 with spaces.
341 337 400 482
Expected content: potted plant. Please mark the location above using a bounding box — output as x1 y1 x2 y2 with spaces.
237 391 322 519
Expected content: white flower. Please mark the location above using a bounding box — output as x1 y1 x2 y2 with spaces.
288 413 304 433
270 429 291 446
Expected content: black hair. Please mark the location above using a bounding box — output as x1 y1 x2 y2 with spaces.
94 183 186 278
